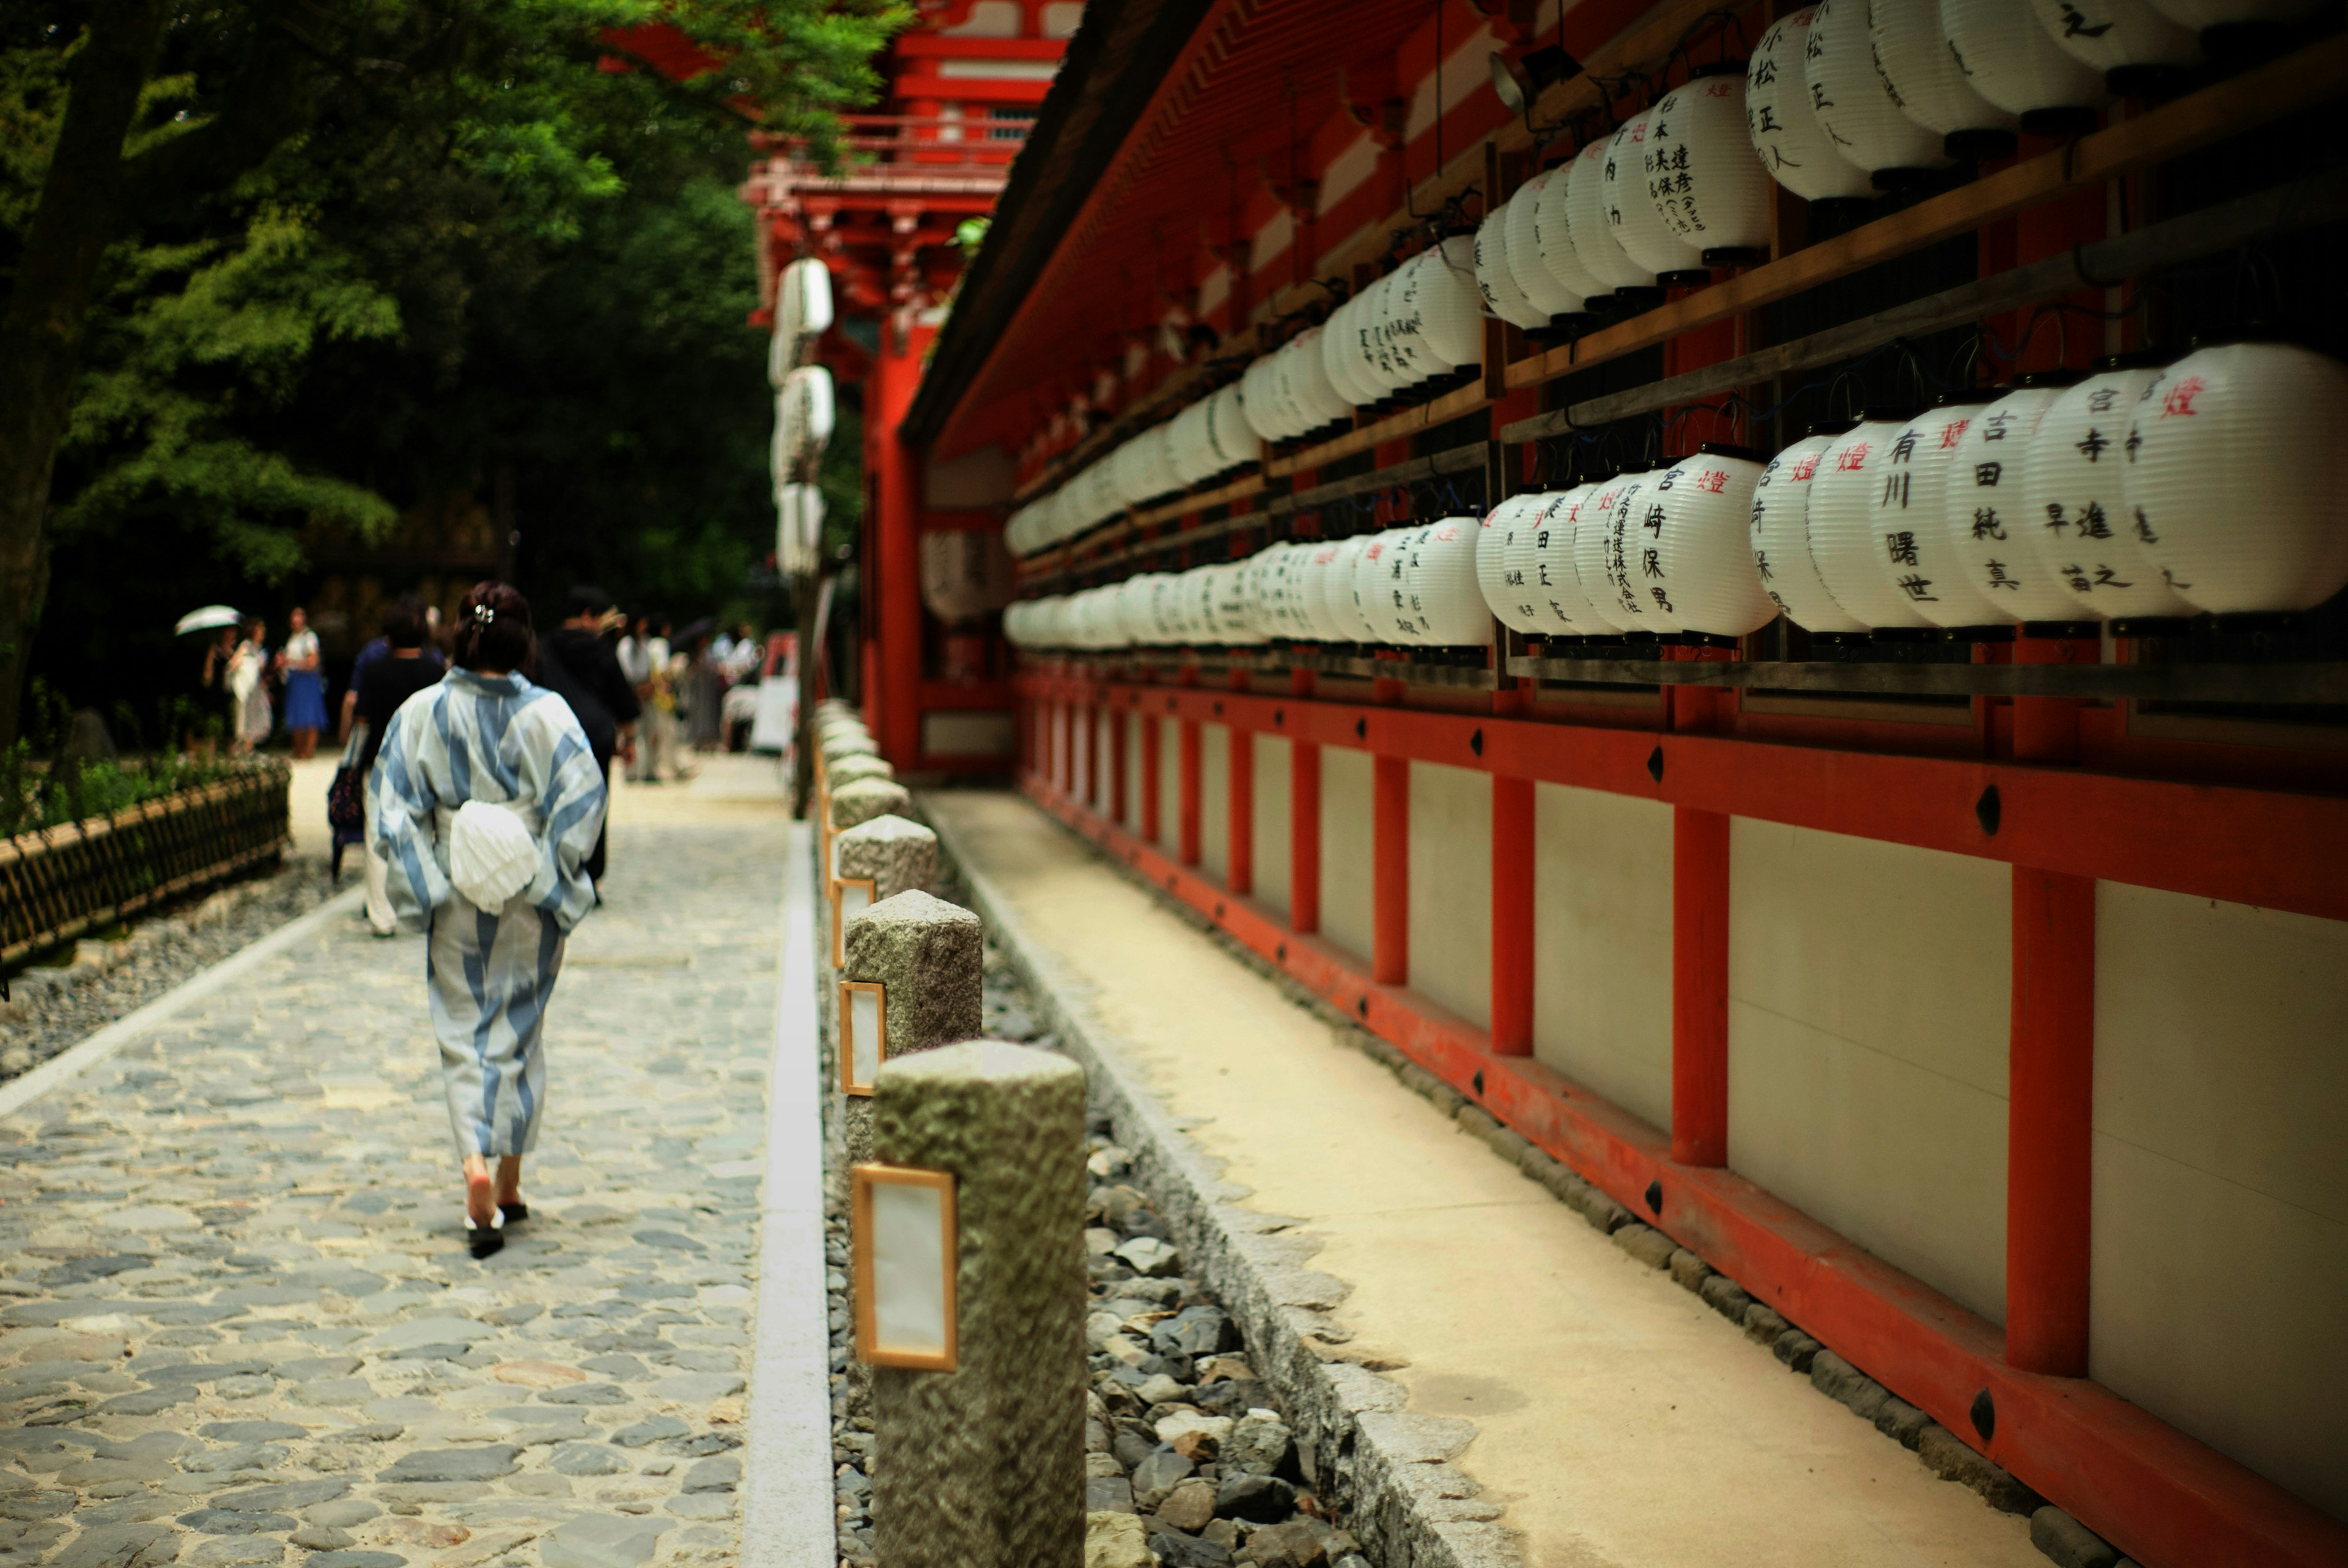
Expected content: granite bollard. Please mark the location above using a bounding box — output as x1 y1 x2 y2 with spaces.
867 1040 1087 1568
835 814 938 905
840 887 980 1159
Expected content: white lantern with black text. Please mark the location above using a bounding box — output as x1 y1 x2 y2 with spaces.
2026 0 2201 95
1943 0 2111 134
1574 475 1642 633
1806 0 1952 185
1644 69 1772 265
1598 471 1676 633
1808 416 1939 630
1863 400 2017 631
1505 172 1592 323
1941 383 2089 624
1402 519 1495 646
1527 166 1612 314
2022 365 2200 624
1604 114 1709 284
1645 449 1775 641
1749 432 1866 633
918 530 1016 624
1480 494 1550 631
1869 0 2018 160
2124 342 2348 615
1565 138 1660 295
1477 207 1553 331
1527 482 1622 634
1746 9 1878 204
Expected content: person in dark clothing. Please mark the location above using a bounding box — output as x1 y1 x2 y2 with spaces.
353 599 448 934
532 585 640 885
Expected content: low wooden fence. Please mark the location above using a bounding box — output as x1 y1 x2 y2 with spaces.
0 762 291 968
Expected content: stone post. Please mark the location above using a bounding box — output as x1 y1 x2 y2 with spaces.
868 1040 1087 1568
825 753 895 789
835 814 937 905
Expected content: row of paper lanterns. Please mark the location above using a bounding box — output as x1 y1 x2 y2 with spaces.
1005 343 2348 650
772 257 838 580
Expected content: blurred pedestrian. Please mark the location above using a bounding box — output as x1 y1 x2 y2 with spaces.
343 594 442 746
229 619 272 754
368 582 606 1258
687 631 723 753
281 607 326 759
352 599 448 935
534 585 640 886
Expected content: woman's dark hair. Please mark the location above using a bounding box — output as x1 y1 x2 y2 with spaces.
383 594 427 650
452 581 534 675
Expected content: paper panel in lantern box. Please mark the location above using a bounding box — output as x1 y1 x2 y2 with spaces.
851 1163 958 1372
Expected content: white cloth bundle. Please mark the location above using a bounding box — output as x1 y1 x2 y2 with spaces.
449 800 538 913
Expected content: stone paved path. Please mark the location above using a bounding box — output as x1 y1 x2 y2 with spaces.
0 797 788 1568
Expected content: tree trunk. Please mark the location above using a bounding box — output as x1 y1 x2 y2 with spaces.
0 0 169 748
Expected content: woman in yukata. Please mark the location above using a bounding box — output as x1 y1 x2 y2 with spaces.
367 581 608 1259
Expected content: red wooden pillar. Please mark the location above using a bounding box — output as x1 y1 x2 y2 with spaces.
1078 701 1095 807
2012 635 2098 764
868 318 931 771
1490 686 1534 1055
1140 709 1162 844
1109 707 1128 826
1373 753 1409 985
2007 865 2096 1376
1178 716 1202 866
1228 721 1255 897
1289 668 1320 934
1672 806 1732 1166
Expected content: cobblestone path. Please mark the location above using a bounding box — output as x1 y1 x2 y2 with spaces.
0 814 786 1568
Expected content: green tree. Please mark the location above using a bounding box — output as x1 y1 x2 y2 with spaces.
0 0 900 744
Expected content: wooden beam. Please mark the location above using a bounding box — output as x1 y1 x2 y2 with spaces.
1264 380 1491 477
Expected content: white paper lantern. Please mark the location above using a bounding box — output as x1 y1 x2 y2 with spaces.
1747 9 1879 204
1479 495 1549 631
1115 576 1159 647
918 531 1016 623
1943 0 2111 132
1644 70 1772 263
1858 400 2020 630
1208 562 1254 644
1204 384 1262 473
1351 529 1414 644
1749 432 1865 633
774 256 833 375
1807 417 1944 629
2124 342 2348 616
1605 113 1710 284
2025 0 2201 93
1521 482 1619 634
1476 209 1552 332
1869 0 2018 159
1573 474 1642 633
783 366 835 466
2021 366 2199 624
1415 237 1488 372
1287 328 1354 432
1528 164 1612 312
1401 519 1496 646
1807 0 1952 183
1941 383 2089 623
1645 449 1776 639
1319 534 1375 641
1597 470 1679 633
1563 137 1657 294
2146 0 2321 32
1504 173 1589 323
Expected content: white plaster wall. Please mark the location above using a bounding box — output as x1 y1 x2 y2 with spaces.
2090 883 2348 1519
1409 762 1491 1028
1123 715 1143 834
1320 747 1375 968
1252 735 1291 918
1200 724 1230 882
1727 821 2012 1324
1532 784 1674 1133
1156 716 1181 855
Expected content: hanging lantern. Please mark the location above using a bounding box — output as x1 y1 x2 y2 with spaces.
2125 342 2348 617
1504 173 1593 330
1943 0 2111 135
1320 534 1376 643
1240 355 1292 446
918 531 1016 624
1597 470 1677 635
1209 562 1257 646
1942 380 2096 628
1807 414 1950 631
1806 0 1952 186
1523 480 1621 636
1749 429 1869 635
1869 0 2018 160
785 366 835 466
1480 494 1551 632
1604 113 1710 286
1285 329 1355 436
1402 520 1496 646
1573 473 1642 633
1477 208 1554 332
1414 237 1490 378
1858 398 2019 633
1645 448 1776 642
1644 68 1773 267
1746 9 1878 207
1204 384 1262 474
1563 138 1661 303
2019 363 2201 629
2025 0 2201 97
1530 164 1625 317
1351 529 1412 645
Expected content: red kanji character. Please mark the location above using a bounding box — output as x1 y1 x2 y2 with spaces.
1696 469 1729 493
1836 441 1871 470
1938 419 1970 447
1791 455 1820 481
2162 376 2206 417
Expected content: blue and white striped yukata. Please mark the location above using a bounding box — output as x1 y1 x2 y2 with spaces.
367 669 607 1158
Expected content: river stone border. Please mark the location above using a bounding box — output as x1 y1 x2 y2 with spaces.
921 796 1516 1568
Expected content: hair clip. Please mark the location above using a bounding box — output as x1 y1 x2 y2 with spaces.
473 604 496 624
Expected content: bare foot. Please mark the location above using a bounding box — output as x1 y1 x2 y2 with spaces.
462 1160 497 1228
494 1155 524 1210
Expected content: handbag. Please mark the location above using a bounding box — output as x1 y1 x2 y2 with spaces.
325 727 367 881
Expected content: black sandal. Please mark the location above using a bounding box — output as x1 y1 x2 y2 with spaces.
465 1207 506 1260
498 1201 528 1225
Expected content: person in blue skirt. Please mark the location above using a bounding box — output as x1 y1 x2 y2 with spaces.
280 606 327 759
367 581 607 1259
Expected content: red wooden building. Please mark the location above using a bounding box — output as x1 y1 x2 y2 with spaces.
862 1 2348 1564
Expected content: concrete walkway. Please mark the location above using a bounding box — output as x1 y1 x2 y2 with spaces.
0 754 825 1568
928 790 2045 1568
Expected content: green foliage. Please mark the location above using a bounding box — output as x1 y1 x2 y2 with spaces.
0 746 247 837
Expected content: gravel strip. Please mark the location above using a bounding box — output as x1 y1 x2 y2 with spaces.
1 859 338 1082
